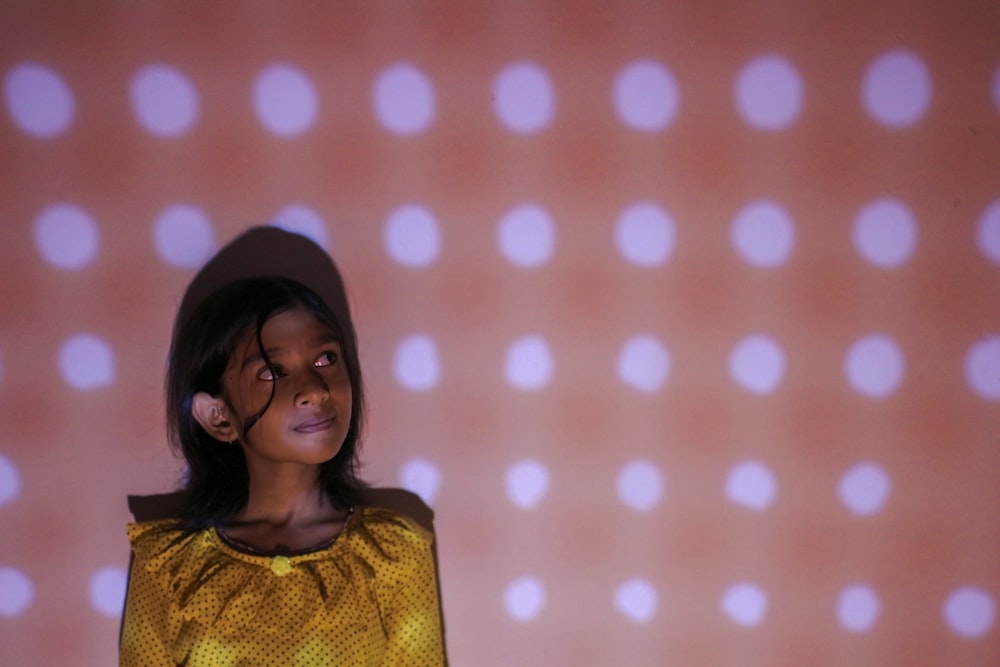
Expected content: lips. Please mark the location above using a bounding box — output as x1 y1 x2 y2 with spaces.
293 415 336 433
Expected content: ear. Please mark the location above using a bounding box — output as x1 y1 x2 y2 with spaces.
191 393 238 442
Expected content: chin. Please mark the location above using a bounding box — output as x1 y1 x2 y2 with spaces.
315 444 346 465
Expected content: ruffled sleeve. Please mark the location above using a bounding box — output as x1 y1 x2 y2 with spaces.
120 519 193 666
347 508 446 666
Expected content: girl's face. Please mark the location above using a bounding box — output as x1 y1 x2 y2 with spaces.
221 306 352 471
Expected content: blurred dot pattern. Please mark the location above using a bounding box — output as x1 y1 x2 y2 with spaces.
1 2 998 665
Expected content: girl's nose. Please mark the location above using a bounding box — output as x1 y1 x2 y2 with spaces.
295 370 330 406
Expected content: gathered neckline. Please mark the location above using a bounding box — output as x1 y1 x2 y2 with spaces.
213 506 356 558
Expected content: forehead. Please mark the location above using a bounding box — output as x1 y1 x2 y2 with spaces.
260 307 337 339
230 307 340 362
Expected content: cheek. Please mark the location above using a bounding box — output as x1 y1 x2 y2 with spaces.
223 371 267 414
337 381 354 417
340 383 353 409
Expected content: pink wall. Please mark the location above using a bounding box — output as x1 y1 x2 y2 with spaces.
1 2 998 664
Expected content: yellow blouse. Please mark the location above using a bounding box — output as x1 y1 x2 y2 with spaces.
120 507 444 666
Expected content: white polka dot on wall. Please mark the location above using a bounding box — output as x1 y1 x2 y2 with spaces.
0 454 21 507
734 54 803 130
504 576 545 622
0 566 33 617
89 567 127 618
837 584 880 633
721 582 768 627
399 458 441 505
845 334 905 398
613 59 680 132
504 459 550 510
852 198 918 268
153 204 215 268
617 459 664 512
34 203 100 270
862 50 933 128
253 64 318 137
504 336 553 390
271 204 329 250
614 578 659 624
965 335 1000 400
383 204 441 268
393 335 441 391
494 62 554 134
976 200 1000 265
616 335 671 393
59 333 115 390
943 586 996 638
615 202 676 267
731 200 795 268
728 335 786 395
725 460 777 511
3 62 75 138
497 203 556 268
374 63 436 135
838 462 891 516
130 64 199 137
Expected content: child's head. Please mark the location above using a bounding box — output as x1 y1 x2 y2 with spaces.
167 275 366 525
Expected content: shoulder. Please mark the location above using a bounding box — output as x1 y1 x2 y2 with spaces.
344 508 437 594
127 519 206 566
346 507 435 568
353 506 433 546
127 518 186 542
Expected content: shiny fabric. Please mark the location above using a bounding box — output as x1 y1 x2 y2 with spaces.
120 507 444 666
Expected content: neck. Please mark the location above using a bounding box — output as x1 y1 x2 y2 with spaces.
238 462 329 526
221 465 350 553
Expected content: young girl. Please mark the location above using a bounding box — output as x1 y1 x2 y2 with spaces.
120 231 444 665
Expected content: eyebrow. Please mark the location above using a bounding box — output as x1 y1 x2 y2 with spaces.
240 333 342 372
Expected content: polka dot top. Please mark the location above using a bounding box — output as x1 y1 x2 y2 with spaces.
120 507 444 666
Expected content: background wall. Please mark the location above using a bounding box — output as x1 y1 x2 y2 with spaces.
1 1 999 664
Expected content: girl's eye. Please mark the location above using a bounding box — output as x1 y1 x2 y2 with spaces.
316 351 338 367
258 365 283 381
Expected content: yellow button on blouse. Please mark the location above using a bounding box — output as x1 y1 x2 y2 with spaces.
270 555 292 576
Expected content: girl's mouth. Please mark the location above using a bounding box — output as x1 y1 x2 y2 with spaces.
293 416 335 433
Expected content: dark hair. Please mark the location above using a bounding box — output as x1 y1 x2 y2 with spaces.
166 276 366 530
